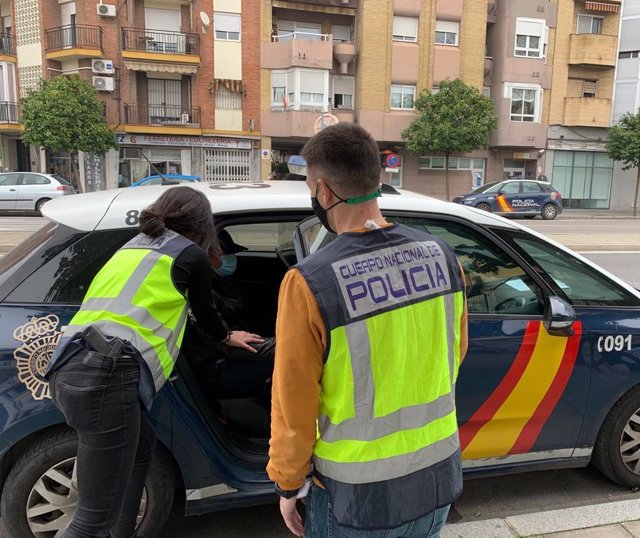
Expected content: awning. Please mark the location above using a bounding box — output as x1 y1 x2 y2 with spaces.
585 1 620 13
123 60 199 74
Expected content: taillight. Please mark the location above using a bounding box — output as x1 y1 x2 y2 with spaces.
551 192 559 200
56 185 71 191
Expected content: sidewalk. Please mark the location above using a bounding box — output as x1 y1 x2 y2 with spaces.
442 498 640 537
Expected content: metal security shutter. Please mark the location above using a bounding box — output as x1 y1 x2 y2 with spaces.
204 149 251 182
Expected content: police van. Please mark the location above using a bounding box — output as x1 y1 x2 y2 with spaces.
0 181 639 536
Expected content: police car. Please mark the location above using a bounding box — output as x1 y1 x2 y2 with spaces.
0 182 638 536
453 179 563 220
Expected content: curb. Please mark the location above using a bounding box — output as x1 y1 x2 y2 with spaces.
442 498 640 537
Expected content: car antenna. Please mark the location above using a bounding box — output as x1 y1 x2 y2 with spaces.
138 152 170 185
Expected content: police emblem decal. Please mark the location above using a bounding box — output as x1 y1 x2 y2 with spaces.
13 315 62 400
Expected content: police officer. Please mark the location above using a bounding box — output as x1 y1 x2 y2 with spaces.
268 124 469 537
47 187 262 538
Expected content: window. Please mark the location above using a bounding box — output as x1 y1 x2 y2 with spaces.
22 174 51 185
551 151 613 209
215 85 242 110
0 172 19 186
506 83 542 122
505 231 640 307
522 181 543 193
388 218 544 315
582 80 597 98
500 182 521 194
619 51 640 59
515 18 545 58
432 86 440 94
224 222 299 252
332 76 354 109
276 21 322 41
418 157 485 171
577 14 603 35
393 16 418 42
435 20 459 45
215 13 241 41
390 84 415 109
332 24 351 42
271 69 328 111
483 86 491 97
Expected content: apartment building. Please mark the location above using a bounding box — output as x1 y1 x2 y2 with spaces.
4 0 260 189
611 0 640 211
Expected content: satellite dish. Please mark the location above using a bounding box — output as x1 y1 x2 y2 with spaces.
200 11 211 27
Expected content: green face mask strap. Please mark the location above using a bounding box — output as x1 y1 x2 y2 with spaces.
345 188 382 205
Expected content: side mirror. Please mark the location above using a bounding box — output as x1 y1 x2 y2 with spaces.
543 296 576 337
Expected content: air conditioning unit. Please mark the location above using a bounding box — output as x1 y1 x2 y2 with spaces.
96 3 117 17
123 148 141 159
93 76 115 91
92 59 114 75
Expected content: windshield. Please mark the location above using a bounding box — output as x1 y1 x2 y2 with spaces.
470 181 501 194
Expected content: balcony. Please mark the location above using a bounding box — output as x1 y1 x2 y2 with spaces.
262 32 333 70
0 33 16 61
45 25 103 60
564 97 612 127
334 41 356 74
569 33 617 67
124 104 201 132
487 0 497 23
121 28 200 67
484 57 494 80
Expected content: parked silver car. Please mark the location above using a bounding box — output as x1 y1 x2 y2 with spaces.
0 172 76 212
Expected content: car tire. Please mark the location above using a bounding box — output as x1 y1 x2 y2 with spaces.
541 203 558 220
476 203 492 213
35 198 50 213
593 386 640 488
1 427 176 537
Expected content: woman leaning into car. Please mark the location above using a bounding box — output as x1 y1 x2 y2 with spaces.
45 186 263 538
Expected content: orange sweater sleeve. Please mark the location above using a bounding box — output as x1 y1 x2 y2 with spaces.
267 268 326 491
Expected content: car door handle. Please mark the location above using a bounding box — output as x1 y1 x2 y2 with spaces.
9 188 16 191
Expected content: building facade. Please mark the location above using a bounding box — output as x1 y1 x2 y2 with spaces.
4 0 261 190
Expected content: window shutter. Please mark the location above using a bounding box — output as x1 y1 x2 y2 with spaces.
145 7 181 32
332 76 354 95
515 18 544 37
583 80 597 96
300 71 325 93
393 16 418 38
435 20 459 34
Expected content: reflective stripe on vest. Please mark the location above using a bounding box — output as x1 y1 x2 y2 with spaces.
65 231 190 392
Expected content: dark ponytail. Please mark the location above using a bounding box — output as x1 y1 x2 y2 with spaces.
138 187 221 258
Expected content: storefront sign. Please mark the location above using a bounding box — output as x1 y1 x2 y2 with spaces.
84 153 105 192
115 134 253 149
513 152 531 159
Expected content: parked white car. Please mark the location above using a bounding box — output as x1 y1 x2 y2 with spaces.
0 172 76 213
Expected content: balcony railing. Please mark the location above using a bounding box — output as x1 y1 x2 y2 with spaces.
0 33 15 55
121 28 200 55
124 104 201 127
0 102 19 123
272 31 330 42
45 25 103 51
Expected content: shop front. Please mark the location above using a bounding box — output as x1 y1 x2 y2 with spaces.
114 134 258 187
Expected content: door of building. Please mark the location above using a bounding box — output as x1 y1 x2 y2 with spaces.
204 149 251 182
148 78 182 124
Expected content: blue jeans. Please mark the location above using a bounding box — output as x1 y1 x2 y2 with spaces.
50 351 156 538
304 484 451 538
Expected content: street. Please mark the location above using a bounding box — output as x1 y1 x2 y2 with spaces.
0 214 639 537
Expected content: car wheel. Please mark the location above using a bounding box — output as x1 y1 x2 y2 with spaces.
1 428 175 537
593 386 640 488
476 203 492 213
541 203 558 220
36 198 50 213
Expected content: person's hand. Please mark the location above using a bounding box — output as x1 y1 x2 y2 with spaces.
225 330 264 352
279 497 304 536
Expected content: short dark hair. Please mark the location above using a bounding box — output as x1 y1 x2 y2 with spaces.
139 186 221 258
301 123 381 197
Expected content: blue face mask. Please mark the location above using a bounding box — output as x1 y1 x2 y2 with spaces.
214 255 237 277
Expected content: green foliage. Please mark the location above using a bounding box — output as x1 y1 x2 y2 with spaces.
607 111 640 216
20 75 117 157
402 79 497 157
607 112 640 170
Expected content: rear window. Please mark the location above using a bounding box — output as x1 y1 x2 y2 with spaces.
52 175 72 185
3 228 136 304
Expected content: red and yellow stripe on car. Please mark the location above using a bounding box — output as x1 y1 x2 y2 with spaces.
460 321 583 459
496 195 513 213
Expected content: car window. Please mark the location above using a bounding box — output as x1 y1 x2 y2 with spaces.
5 229 137 304
52 174 72 185
504 231 640 307
471 181 501 194
483 182 506 194
522 182 542 193
0 173 20 186
225 222 300 252
388 217 544 315
22 174 50 185
500 182 521 194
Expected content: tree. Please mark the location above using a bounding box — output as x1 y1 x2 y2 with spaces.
20 74 117 192
402 79 497 201
607 111 640 217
